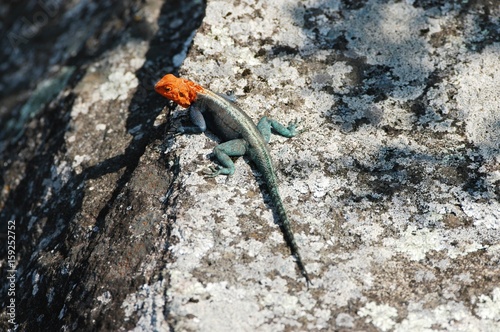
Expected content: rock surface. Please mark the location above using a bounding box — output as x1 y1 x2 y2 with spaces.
1 0 499 331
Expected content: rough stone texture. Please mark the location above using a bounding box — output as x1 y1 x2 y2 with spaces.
1 0 499 331
0 0 204 331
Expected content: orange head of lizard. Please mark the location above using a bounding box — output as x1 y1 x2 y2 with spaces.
154 74 203 108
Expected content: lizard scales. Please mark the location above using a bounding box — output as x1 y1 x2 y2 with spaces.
155 74 311 285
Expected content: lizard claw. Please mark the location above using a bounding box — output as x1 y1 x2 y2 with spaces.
288 119 309 135
287 119 306 136
225 90 236 101
203 165 221 177
166 127 184 136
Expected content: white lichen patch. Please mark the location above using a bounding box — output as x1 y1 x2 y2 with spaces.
383 225 446 261
475 288 500 321
99 69 138 101
358 302 398 331
96 291 112 305
393 292 500 331
455 43 500 159
166 271 274 332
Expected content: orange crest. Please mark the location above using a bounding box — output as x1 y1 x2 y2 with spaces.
154 74 203 108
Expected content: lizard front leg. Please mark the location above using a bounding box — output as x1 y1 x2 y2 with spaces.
177 103 207 134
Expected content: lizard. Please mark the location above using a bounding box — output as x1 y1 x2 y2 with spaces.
155 74 311 285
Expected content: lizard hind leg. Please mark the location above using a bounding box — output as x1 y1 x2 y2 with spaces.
205 138 248 177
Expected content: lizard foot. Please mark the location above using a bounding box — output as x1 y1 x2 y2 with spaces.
165 126 184 137
286 119 301 135
203 165 234 177
203 165 222 177
289 119 307 135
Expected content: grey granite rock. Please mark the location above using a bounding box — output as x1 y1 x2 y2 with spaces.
1 0 499 331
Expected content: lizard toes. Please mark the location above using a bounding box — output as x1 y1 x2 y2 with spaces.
287 119 302 135
203 165 220 177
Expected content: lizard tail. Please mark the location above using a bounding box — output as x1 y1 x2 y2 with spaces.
266 177 312 286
